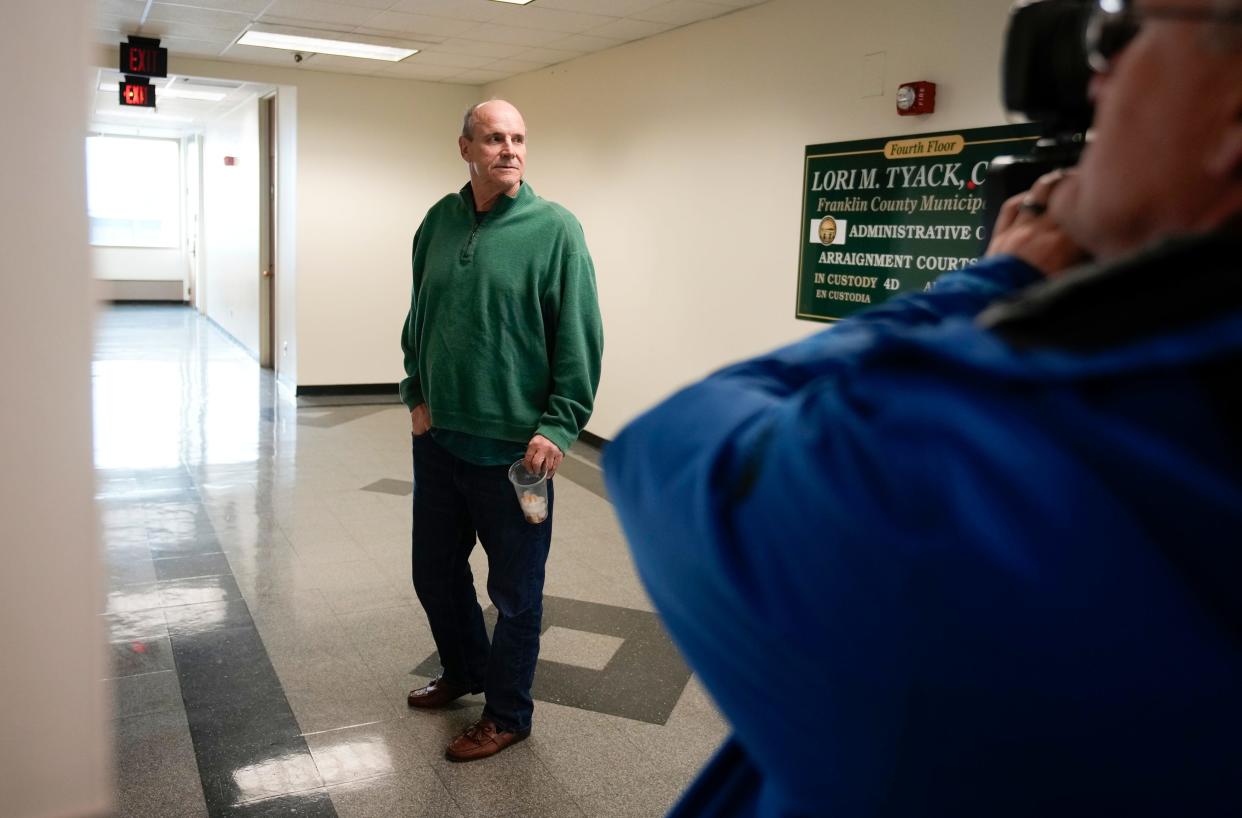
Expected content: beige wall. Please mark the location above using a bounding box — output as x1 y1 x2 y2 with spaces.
484 0 1013 438
161 57 477 389
1 0 111 815
289 72 475 387
92 246 185 282
202 97 263 354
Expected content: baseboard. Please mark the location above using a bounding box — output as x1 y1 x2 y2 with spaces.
97 279 185 301
296 383 398 397
578 429 610 450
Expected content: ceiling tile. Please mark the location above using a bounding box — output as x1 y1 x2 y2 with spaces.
460 23 568 48
138 22 241 43
387 0 504 24
95 15 128 33
156 36 231 57
584 17 675 42
403 50 497 69
435 37 531 58
453 68 510 85
376 61 467 81
356 10 477 39
484 57 551 74
300 53 389 75
259 0 384 28
94 0 772 81
542 33 622 53
320 0 396 9
507 46 585 64
144 3 253 30
633 0 735 26
98 0 146 18
533 0 669 15
154 0 270 12
92 28 125 45
486 6 620 34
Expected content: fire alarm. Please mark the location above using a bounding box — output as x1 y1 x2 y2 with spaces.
224 156 236 166
896 81 936 115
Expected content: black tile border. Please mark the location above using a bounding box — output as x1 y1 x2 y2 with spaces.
361 478 414 497
107 466 339 818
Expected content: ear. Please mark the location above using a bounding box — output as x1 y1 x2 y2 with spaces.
1205 122 1242 178
458 135 471 161
1205 79 1242 178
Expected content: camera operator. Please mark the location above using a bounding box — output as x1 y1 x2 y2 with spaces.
604 1 1242 817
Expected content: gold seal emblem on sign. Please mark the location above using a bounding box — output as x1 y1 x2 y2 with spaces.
818 215 838 246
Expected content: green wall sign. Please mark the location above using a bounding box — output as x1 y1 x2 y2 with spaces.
796 123 1043 322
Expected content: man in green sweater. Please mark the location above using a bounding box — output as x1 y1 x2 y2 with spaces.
400 99 603 762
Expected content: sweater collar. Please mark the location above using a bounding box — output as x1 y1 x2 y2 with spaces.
459 180 533 219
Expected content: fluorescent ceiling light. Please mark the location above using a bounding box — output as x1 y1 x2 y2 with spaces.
99 82 227 101
160 87 228 102
237 29 418 61
96 110 194 123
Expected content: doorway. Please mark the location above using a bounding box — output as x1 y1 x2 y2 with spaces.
258 94 277 370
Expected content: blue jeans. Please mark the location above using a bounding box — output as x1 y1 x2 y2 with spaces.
411 433 553 734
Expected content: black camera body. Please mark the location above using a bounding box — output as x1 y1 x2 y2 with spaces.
984 0 1098 239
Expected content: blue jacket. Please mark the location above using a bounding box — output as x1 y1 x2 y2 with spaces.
603 232 1242 818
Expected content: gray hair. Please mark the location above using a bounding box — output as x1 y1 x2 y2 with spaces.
1211 0 1242 50
461 102 485 140
461 99 507 139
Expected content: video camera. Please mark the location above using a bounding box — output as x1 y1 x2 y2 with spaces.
984 0 1099 237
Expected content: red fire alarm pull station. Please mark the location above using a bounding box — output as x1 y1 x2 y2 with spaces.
896 81 936 116
224 156 237 166
119 76 155 108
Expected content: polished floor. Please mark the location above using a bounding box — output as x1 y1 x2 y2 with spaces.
97 304 727 818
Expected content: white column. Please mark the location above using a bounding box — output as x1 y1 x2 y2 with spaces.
0 1 112 815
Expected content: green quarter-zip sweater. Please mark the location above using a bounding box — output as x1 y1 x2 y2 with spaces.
400 182 603 459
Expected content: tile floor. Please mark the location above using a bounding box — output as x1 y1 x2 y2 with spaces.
96 305 728 817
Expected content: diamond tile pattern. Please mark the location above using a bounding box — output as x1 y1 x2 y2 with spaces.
95 304 727 818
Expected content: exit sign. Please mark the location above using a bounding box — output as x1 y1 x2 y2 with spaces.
119 76 155 108
119 36 167 78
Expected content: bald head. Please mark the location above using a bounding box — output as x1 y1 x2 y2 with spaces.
461 100 524 141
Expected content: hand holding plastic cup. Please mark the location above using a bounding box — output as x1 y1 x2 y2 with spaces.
508 460 549 524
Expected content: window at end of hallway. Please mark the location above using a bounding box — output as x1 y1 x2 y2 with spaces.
86 135 180 248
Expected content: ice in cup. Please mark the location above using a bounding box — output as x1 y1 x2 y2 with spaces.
508 460 549 524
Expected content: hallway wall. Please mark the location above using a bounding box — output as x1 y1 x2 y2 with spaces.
482 0 1014 438
203 97 263 354
162 56 477 391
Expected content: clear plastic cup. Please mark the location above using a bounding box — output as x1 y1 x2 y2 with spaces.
508 460 549 524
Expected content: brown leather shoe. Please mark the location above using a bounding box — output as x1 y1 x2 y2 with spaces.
406 676 479 709
444 718 529 762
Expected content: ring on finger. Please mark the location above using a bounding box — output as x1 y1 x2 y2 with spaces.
1019 198 1047 215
